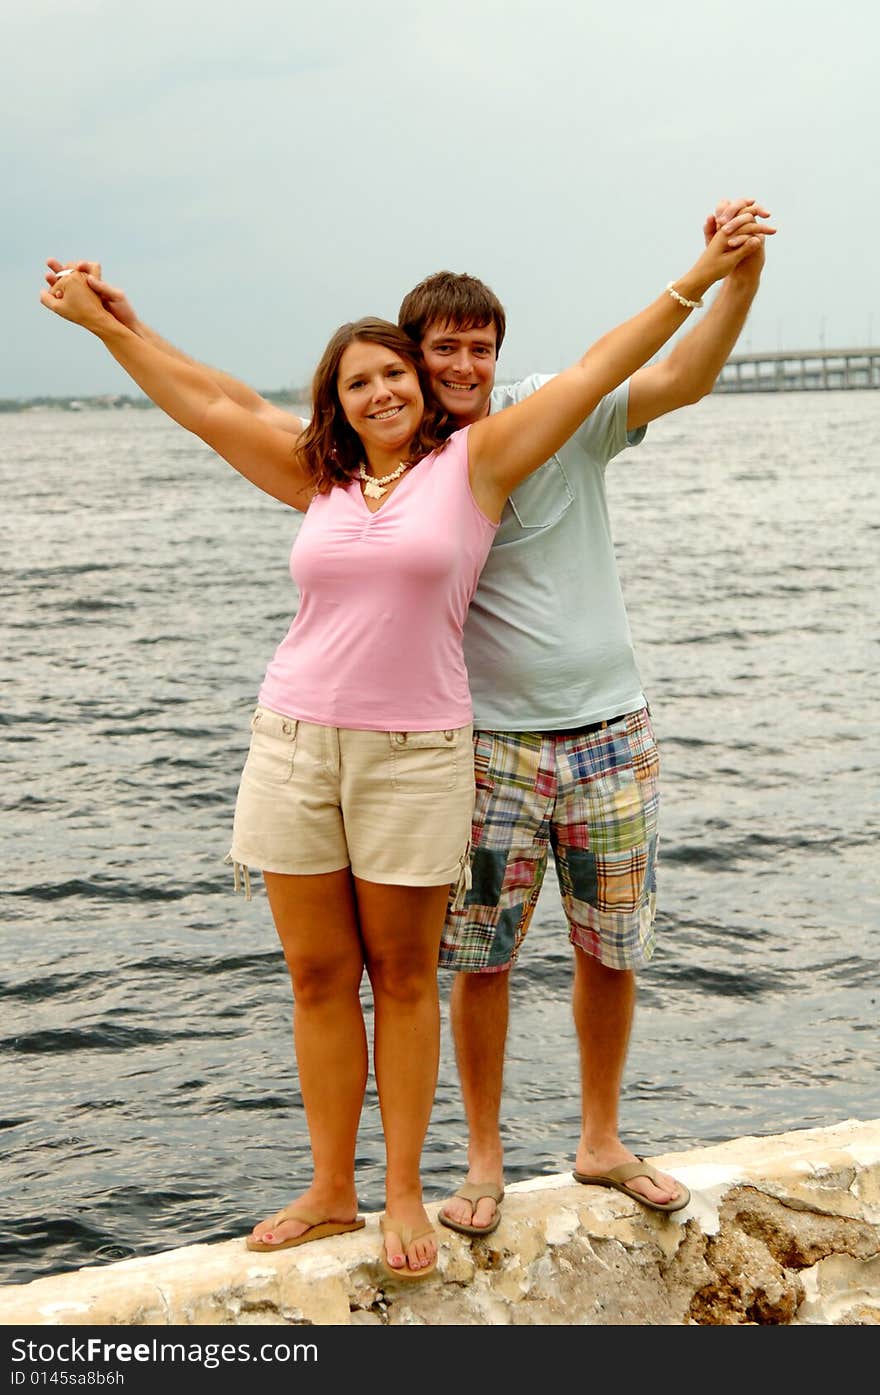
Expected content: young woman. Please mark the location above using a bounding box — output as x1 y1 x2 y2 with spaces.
41 221 760 1279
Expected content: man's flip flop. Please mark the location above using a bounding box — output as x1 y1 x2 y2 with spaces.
245 1205 365 1252
438 1182 505 1237
572 1158 690 1214
379 1215 438 1281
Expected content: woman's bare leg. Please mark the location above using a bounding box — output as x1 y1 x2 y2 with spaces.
356 879 450 1273
249 867 369 1247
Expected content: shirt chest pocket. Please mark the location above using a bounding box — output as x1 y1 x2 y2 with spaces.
509 457 574 529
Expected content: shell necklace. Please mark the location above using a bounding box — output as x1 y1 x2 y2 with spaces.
358 460 410 500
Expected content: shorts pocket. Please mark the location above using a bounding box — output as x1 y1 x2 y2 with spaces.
473 730 495 788
623 708 660 781
389 728 461 793
509 457 574 529
244 708 298 785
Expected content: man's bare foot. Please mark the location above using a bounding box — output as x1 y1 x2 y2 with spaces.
437 1138 502 1238
439 1143 505 1232
574 1143 686 1208
249 1183 359 1248
439 1178 504 1232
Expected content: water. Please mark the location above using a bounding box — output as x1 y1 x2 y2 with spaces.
2 392 878 1288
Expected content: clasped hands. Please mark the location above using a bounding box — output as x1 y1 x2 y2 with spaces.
706 197 776 278
41 258 138 330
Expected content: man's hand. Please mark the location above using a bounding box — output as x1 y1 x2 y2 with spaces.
702 198 776 286
46 259 138 330
703 197 776 247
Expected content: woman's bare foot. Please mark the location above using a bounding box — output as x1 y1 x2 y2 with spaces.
249 1183 360 1248
381 1195 436 1273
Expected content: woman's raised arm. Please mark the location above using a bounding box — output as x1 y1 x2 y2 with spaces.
40 272 314 511
467 218 768 521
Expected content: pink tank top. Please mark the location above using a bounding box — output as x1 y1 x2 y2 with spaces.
257 426 498 730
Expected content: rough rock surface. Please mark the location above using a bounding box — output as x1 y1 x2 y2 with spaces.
2 1120 878 1327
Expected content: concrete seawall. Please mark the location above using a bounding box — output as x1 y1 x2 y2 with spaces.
2 1120 878 1327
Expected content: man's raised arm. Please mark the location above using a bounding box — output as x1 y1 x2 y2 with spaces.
45 259 305 436
625 197 776 430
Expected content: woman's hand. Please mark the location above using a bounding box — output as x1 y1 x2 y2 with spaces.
714 198 774 290
46 259 139 330
40 269 115 335
673 201 775 305
46 258 102 286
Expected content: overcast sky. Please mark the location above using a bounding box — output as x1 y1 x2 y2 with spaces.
3 0 877 397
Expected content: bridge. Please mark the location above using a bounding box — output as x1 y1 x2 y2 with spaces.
713 346 880 393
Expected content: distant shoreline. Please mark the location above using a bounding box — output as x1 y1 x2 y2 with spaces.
0 391 309 414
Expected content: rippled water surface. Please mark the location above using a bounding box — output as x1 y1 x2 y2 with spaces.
2 392 878 1287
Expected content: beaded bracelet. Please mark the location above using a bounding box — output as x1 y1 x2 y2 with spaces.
666 282 703 309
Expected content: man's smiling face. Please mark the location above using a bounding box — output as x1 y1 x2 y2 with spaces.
419 320 498 425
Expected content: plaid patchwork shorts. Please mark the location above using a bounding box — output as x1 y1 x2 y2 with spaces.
439 707 660 973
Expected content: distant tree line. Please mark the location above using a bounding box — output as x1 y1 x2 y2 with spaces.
0 388 310 413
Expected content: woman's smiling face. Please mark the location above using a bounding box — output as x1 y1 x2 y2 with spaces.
337 341 424 455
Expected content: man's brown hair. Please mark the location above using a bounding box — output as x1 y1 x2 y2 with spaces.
398 271 506 353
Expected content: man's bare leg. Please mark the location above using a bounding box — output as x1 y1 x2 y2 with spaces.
441 967 509 1231
572 948 683 1205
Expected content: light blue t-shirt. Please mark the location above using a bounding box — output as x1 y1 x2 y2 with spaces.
463 376 646 731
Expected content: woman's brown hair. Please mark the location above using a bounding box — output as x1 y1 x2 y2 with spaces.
295 318 450 493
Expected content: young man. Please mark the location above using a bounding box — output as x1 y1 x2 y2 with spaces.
396 198 772 1233
46 197 771 1231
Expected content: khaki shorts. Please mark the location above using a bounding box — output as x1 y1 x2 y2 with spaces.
228 706 475 890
